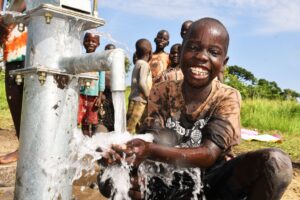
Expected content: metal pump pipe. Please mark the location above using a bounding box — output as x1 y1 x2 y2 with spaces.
60 48 126 92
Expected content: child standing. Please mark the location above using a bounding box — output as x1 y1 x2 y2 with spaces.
160 43 183 82
148 30 170 84
101 18 292 200
126 39 152 134
78 32 105 136
0 3 27 164
98 43 116 132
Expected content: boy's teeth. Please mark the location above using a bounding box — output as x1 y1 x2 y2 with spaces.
190 67 208 75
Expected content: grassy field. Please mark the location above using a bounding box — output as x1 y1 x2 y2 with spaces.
236 99 300 162
241 99 300 134
0 71 299 162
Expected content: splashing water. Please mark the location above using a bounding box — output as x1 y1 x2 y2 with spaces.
42 129 154 199
39 89 149 199
138 161 204 200
99 31 132 55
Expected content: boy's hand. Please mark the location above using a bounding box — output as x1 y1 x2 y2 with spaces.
97 147 122 166
94 96 102 108
112 139 150 166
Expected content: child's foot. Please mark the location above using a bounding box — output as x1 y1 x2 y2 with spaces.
0 150 18 164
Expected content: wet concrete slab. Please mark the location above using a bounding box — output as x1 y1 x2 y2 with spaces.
0 161 107 200
0 186 107 200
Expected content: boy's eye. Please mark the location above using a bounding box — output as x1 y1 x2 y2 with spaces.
187 44 198 51
209 48 221 56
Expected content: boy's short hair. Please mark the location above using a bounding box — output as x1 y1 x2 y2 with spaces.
157 29 169 36
105 43 116 50
183 17 229 54
83 32 100 41
170 43 181 51
135 39 151 59
182 20 193 26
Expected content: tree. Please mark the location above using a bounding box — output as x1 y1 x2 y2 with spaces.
282 89 300 100
227 65 256 84
124 56 131 74
225 65 299 101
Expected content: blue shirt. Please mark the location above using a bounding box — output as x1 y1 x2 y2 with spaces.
80 71 105 96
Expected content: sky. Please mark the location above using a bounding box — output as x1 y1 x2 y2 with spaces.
95 0 300 93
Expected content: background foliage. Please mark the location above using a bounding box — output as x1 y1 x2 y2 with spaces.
225 65 300 101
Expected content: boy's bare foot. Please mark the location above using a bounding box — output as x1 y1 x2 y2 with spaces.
0 150 18 164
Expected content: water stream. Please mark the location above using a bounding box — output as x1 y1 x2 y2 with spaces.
41 90 153 199
112 91 126 133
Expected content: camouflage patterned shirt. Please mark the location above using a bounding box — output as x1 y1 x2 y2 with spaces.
142 79 241 157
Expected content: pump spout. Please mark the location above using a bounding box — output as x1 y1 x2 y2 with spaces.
60 48 125 92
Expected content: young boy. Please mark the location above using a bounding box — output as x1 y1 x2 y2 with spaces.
160 43 183 82
148 30 170 84
78 32 105 136
97 43 116 132
0 2 27 164
180 20 193 39
126 39 152 134
104 18 293 200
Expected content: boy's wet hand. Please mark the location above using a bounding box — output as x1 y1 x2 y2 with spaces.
124 139 150 166
126 139 150 157
111 139 150 166
98 147 122 166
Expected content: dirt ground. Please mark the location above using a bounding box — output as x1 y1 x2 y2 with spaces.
0 128 299 200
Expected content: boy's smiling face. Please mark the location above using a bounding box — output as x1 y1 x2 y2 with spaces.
83 33 100 53
154 30 169 49
180 19 229 88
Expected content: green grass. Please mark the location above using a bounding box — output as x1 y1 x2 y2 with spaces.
0 71 13 130
241 99 300 134
1 74 299 161
237 99 300 162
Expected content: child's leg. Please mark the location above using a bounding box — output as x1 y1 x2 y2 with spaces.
5 61 24 138
126 101 146 134
100 89 114 132
86 96 99 136
91 124 98 134
81 124 91 136
0 61 24 164
135 104 148 132
78 95 90 136
204 148 292 200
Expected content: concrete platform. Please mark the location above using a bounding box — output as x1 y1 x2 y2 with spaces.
0 187 14 200
0 161 106 200
0 162 16 187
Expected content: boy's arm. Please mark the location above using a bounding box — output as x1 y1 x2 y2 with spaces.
95 71 106 107
138 63 151 98
118 88 241 169
119 138 221 169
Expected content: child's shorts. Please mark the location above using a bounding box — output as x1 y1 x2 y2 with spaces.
78 94 99 125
